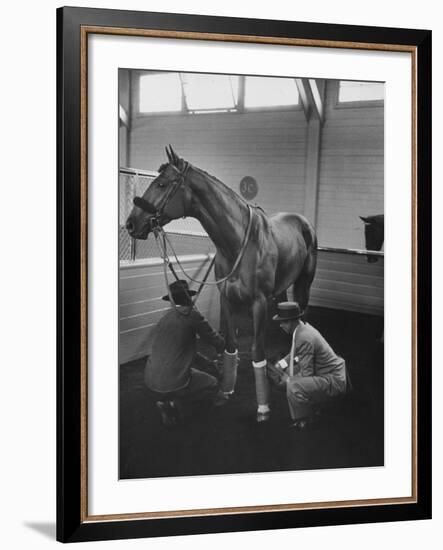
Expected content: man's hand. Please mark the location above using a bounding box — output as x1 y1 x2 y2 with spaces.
195 352 217 369
267 362 289 391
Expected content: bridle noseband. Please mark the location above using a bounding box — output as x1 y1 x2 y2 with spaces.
133 162 190 229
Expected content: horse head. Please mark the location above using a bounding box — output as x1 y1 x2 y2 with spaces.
360 214 384 263
126 145 191 239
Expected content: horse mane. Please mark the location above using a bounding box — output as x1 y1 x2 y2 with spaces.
159 155 249 208
191 164 249 207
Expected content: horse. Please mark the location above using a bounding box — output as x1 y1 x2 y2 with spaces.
359 214 384 263
126 146 318 422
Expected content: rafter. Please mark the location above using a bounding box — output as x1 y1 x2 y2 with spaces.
295 78 325 124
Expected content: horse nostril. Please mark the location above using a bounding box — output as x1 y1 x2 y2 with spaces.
126 220 134 233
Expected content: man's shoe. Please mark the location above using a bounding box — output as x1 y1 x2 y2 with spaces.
169 399 184 424
289 417 316 430
257 410 271 423
156 400 177 427
213 391 230 407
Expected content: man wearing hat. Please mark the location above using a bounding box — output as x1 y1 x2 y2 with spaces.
144 280 227 426
268 302 351 430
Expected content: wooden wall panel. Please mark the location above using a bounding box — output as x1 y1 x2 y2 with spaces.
310 251 384 315
119 250 383 365
119 257 220 364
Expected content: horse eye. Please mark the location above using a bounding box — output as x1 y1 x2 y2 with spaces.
157 181 166 188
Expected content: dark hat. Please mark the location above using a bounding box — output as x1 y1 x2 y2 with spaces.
162 280 197 304
272 301 303 322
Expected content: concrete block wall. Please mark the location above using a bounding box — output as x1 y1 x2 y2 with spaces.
127 79 383 251
317 80 384 249
129 109 308 218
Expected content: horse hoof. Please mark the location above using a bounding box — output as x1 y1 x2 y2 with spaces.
256 411 270 423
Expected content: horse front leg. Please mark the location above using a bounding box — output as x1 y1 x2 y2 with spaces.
251 294 271 422
219 294 239 395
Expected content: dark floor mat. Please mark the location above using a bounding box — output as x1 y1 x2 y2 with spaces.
119 306 384 479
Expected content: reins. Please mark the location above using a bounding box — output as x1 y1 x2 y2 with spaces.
154 229 218 316
153 203 253 287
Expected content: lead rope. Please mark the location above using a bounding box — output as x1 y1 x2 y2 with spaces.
153 229 215 316
154 230 192 316
161 204 253 287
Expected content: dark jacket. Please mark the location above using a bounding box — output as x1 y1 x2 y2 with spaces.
144 306 225 393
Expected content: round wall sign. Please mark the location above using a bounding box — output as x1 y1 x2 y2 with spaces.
239 176 258 200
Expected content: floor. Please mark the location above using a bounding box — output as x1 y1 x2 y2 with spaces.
119 306 384 480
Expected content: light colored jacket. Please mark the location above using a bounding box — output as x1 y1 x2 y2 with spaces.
278 322 348 393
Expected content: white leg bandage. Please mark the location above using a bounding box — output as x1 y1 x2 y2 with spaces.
252 360 270 407
220 349 238 395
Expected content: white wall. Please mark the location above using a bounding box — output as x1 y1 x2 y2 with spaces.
1 2 439 550
130 109 308 216
124 77 384 321
317 80 384 248
128 78 383 250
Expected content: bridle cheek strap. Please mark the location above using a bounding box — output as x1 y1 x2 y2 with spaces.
133 161 190 217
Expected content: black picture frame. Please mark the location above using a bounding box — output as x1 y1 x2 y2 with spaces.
57 6 432 543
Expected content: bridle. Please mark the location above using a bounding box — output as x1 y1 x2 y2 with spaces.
133 162 190 229
131 159 255 294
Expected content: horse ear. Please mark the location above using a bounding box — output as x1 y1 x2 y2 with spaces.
165 146 173 163
168 145 180 166
360 216 370 224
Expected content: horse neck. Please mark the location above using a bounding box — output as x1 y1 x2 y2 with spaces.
186 166 250 258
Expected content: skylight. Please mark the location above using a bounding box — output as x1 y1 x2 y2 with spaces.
139 73 182 113
244 76 299 108
181 74 239 111
338 81 384 103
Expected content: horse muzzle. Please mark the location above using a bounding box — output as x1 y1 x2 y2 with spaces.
124 197 161 239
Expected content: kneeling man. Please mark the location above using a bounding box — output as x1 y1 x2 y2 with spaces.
145 280 227 426
268 302 351 430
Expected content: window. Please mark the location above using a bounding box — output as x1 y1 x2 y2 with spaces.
138 72 301 115
139 73 182 113
338 81 384 103
181 74 239 112
244 76 299 109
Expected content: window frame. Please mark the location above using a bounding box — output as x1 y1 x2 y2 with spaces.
133 70 185 117
133 71 302 118
334 79 385 109
243 75 301 112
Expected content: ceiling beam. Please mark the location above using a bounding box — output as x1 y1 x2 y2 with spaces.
295 78 325 124
119 104 129 128
295 78 311 121
308 79 325 124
